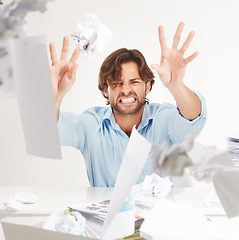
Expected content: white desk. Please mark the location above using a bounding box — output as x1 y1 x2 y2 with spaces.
0 186 114 217
0 186 114 240
0 186 231 240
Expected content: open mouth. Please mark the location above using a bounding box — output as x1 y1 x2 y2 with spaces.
119 97 136 104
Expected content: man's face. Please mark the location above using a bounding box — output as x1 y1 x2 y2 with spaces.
104 61 151 116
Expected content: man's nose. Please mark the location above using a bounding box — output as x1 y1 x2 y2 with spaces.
121 82 132 94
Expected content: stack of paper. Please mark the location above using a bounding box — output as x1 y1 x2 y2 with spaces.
68 198 154 239
66 127 151 239
227 133 239 168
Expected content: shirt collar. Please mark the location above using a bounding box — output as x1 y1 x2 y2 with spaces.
102 104 153 132
137 104 153 131
102 107 121 131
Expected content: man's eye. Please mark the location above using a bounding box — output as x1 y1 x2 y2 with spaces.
132 80 140 84
113 82 122 87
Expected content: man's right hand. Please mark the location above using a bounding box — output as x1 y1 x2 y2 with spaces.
49 36 80 119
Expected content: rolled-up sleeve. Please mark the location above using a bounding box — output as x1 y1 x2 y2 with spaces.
167 91 207 143
57 112 86 152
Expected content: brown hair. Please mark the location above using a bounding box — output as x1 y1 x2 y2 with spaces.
98 48 155 103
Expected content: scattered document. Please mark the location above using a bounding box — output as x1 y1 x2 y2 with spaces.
203 184 222 208
213 169 239 218
151 137 239 219
68 199 145 238
140 199 239 240
3 192 38 211
71 13 112 58
0 0 54 39
0 0 54 98
11 35 62 159
43 209 86 236
66 127 151 239
133 173 173 199
227 133 239 168
158 140 239 219
1 1 62 159
188 143 234 183
101 126 152 239
151 135 194 176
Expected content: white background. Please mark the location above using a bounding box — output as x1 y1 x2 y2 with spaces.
1 0 239 186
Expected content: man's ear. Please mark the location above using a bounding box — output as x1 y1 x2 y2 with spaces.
103 86 109 98
146 81 151 95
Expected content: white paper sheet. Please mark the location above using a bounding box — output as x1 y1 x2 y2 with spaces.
101 126 152 239
213 169 239 218
11 35 61 159
140 199 239 240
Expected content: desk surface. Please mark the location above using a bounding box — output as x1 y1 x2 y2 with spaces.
0 187 114 240
0 185 225 217
0 186 231 240
0 186 114 216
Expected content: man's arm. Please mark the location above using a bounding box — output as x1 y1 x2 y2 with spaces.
152 22 201 121
49 36 80 119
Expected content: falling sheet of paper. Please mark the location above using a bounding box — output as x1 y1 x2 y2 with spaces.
101 126 152 239
11 35 61 159
213 169 239 218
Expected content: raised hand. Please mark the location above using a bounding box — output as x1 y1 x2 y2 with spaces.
151 22 198 90
49 36 80 102
49 36 80 118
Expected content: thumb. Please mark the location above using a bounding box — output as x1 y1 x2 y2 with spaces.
151 64 163 76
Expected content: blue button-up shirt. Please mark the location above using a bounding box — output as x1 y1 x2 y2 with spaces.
58 93 206 187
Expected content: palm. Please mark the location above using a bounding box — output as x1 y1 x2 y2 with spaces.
51 61 73 96
152 23 198 89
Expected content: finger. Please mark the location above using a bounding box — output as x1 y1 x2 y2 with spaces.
184 51 199 64
60 36 69 61
59 65 70 80
69 49 80 63
151 64 163 76
68 64 79 81
172 22 184 49
158 25 167 51
49 42 58 66
179 31 195 54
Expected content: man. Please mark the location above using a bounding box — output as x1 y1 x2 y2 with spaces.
49 22 206 187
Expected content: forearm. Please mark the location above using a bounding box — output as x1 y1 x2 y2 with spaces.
168 83 201 120
55 94 64 120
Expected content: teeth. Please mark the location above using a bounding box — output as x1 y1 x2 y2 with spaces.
121 98 135 103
